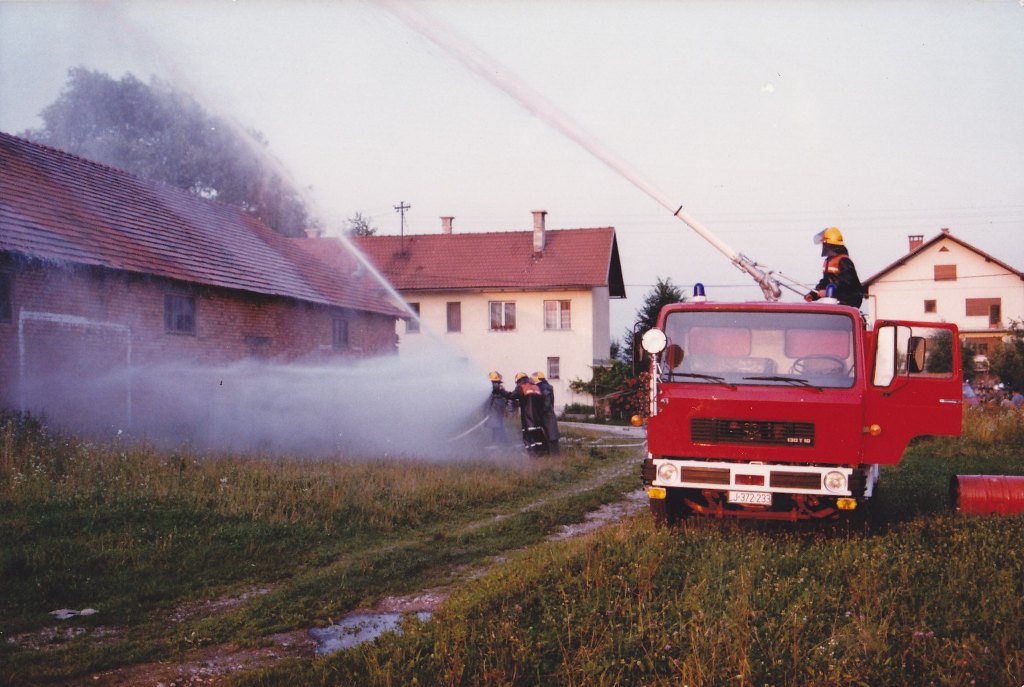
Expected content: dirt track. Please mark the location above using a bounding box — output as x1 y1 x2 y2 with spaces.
49 424 648 686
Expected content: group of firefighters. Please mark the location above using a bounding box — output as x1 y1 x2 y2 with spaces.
486 370 561 454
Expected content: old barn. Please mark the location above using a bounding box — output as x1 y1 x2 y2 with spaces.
0 132 404 435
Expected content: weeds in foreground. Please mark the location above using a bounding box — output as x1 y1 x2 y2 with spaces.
250 407 1024 687
0 410 636 684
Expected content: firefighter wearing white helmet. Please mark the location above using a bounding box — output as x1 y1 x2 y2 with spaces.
806 227 864 308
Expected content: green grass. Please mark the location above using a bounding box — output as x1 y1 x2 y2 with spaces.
0 412 638 684
4 408 1024 686
247 407 1024 687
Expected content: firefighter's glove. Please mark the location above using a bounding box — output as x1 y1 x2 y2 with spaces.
804 291 819 302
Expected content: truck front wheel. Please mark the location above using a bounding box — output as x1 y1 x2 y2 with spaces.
650 489 689 528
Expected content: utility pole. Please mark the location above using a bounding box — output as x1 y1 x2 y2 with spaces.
394 201 411 255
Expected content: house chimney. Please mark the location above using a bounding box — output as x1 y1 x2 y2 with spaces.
441 216 454 235
908 235 924 252
304 228 322 239
532 210 547 253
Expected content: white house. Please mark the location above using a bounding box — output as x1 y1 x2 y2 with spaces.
354 211 626 408
863 228 1024 355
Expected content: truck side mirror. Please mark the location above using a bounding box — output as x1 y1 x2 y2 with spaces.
665 344 685 369
908 336 927 374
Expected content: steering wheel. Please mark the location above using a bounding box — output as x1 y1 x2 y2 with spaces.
790 355 847 376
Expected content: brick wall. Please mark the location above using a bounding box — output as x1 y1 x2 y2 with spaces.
0 257 397 421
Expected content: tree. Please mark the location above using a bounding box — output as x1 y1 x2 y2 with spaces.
569 279 684 421
622 277 686 369
345 212 378 237
21 68 315 237
991 320 1024 393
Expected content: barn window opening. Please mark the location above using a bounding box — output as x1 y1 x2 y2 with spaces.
244 335 272 358
164 294 196 335
923 299 936 313
0 272 11 323
332 318 349 348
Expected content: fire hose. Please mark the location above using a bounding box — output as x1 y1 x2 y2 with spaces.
446 416 647 449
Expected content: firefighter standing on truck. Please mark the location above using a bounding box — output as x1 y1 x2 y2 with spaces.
805 227 864 308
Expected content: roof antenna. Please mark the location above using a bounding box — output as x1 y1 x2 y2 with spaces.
394 201 411 256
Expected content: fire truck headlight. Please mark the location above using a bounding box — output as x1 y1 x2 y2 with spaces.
824 471 848 493
641 328 668 354
657 463 678 483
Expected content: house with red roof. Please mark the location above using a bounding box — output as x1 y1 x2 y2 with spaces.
0 132 404 433
864 229 1024 355
352 211 626 408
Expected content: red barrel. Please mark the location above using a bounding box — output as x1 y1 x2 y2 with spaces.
950 474 1024 516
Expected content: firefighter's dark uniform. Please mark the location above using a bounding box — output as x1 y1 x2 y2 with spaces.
510 375 547 453
535 375 561 454
806 228 864 308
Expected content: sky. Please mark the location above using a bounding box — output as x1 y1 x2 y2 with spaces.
2 0 1023 338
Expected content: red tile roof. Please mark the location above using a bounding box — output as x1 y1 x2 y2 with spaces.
0 132 405 318
863 229 1024 287
353 228 625 296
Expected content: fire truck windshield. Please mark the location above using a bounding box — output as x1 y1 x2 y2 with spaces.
659 311 856 389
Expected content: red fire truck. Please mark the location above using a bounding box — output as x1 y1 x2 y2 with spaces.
637 295 963 526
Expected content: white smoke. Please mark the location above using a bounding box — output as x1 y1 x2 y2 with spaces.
25 342 495 459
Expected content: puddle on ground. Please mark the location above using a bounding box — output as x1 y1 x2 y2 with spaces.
309 611 432 654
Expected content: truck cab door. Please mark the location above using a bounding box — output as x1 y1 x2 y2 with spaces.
863 321 963 464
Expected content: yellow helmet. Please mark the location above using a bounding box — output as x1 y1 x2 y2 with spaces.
515 372 528 383
814 227 844 246
533 370 546 380
488 371 502 382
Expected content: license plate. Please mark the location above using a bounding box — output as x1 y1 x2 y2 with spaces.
728 491 772 506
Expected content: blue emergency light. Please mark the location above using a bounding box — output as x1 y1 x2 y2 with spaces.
692 283 707 302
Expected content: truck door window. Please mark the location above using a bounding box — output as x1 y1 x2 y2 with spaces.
873 325 955 387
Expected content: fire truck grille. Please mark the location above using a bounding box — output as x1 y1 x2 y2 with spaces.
691 418 815 447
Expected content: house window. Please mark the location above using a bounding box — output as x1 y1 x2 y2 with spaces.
966 298 1001 327
446 302 462 333
406 303 420 333
164 294 196 335
923 300 936 313
934 264 957 281
547 357 560 380
489 301 516 331
0 272 11 323
332 318 349 348
544 300 572 330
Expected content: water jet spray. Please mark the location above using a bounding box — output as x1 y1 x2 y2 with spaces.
380 0 790 301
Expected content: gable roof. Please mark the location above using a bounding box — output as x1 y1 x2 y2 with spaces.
863 229 1024 287
0 132 404 318
353 228 626 296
